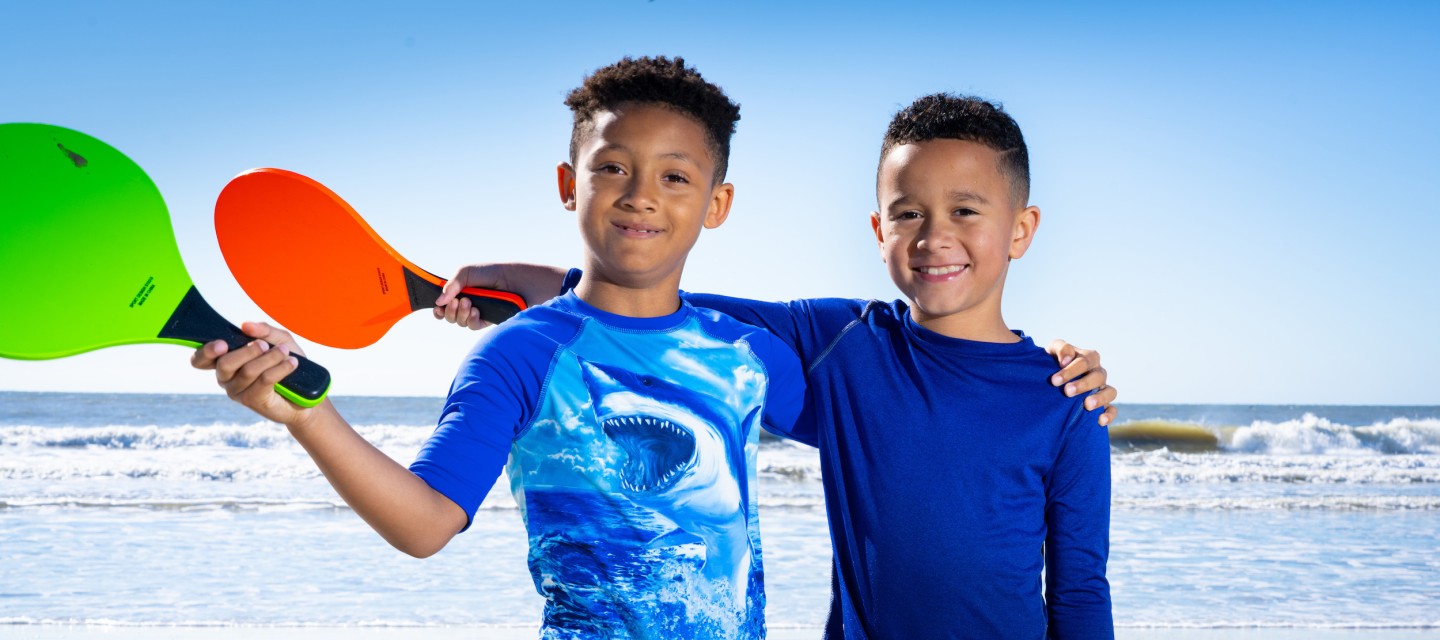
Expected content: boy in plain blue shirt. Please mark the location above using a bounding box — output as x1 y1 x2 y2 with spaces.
444 93 1116 638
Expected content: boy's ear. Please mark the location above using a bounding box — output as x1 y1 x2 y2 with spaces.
702 182 735 229
557 163 577 211
870 212 886 258
1009 205 1041 260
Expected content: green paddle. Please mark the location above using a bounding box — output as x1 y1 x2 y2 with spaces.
0 123 330 407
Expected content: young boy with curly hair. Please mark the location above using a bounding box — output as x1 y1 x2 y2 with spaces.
442 94 1116 638
192 56 816 638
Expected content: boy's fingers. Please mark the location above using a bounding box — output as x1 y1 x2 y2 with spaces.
435 282 458 307
242 321 295 344
436 267 478 307
229 341 288 397
1046 339 1076 368
1099 405 1117 427
252 352 299 389
191 340 228 370
240 321 306 357
1083 382 1118 411
235 356 299 413
1064 366 1108 398
437 265 502 307
1052 353 1096 390
1077 364 1105 394
215 340 268 386
442 298 475 326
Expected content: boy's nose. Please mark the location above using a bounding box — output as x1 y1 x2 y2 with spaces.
619 179 659 213
916 219 955 251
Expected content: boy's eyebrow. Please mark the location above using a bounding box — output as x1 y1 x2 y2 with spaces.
662 151 699 164
883 189 990 210
947 189 989 204
594 143 702 166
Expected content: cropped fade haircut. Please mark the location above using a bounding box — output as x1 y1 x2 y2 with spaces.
879 93 1030 206
565 56 741 184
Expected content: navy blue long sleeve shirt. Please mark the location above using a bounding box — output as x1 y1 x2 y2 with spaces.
685 294 1113 639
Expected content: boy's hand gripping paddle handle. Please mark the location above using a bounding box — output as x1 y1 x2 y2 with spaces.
402 268 525 324
158 286 332 407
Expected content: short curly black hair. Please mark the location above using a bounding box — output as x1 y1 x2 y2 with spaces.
879 93 1030 206
565 56 741 184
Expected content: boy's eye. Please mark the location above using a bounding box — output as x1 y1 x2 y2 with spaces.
662 172 689 184
896 211 922 220
595 163 625 175
953 208 979 217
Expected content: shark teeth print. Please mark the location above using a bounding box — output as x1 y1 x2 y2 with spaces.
602 415 696 493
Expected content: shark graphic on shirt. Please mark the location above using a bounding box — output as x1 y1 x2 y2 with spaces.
576 357 758 604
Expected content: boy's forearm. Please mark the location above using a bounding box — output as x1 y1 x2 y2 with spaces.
286 402 467 557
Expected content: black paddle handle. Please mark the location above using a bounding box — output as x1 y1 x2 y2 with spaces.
403 268 525 324
159 286 331 407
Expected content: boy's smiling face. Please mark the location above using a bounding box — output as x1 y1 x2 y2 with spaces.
560 102 733 294
872 138 1039 339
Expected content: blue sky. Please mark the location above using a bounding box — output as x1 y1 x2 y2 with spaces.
2 1 1436 404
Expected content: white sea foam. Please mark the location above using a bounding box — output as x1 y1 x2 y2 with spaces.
1111 622 1440 629
0 617 537 628
1112 449 1440 484
0 422 434 450
1225 414 1440 455
6 421 1438 511
1113 494 1440 511
0 497 350 511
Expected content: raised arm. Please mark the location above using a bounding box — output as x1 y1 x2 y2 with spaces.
191 322 467 557
431 263 809 348
434 263 569 330
431 263 1120 426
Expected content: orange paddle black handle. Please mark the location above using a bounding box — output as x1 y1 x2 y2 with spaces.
157 286 331 406
402 268 526 325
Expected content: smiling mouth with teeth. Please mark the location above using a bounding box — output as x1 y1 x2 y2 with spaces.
917 265 968 276
602 415 696 493
614 222 661 235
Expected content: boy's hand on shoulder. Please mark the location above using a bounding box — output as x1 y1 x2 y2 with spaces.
1045 340 1117 427
190 321 321 427
433 263 568 330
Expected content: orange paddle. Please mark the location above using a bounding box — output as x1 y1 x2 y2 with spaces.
214 169 525 349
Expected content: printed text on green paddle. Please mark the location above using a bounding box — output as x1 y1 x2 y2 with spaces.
0 123 330 406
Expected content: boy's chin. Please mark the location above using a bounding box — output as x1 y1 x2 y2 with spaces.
905 292 979 323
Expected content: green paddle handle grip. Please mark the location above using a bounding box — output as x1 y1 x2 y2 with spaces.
160 286 332 407
212 333 331 408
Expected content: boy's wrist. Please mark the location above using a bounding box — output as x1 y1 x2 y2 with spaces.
284 398 335 433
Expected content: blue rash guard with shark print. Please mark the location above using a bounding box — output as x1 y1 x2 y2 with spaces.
410 292 810 639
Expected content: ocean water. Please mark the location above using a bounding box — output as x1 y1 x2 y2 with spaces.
1 392 1438 631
